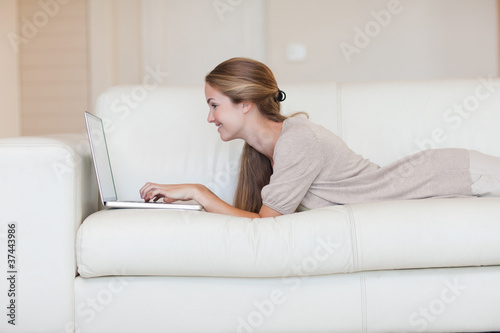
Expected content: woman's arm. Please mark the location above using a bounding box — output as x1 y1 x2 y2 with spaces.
139 183 282 218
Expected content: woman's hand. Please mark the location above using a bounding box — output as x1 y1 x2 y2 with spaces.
139 182 282 218
139 183 200 203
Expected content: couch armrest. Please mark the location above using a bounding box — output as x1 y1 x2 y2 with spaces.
0 134 98 333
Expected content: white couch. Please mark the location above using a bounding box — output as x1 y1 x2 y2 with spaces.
1 79 500 333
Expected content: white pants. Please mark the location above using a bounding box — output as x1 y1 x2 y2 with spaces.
469 150 500 197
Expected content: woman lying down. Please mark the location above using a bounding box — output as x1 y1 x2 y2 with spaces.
139 57 500 218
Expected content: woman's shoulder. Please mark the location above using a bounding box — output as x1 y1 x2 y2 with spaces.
272 117 323 165
282 116 338 140
280 117 316 141
282 116 316 133
279 116 346 151
275 117 328 155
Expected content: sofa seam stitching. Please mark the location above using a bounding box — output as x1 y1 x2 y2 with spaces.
347 205 359 271
360 273 367 332
347 205 367 331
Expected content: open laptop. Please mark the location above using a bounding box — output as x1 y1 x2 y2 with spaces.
84 111 202 210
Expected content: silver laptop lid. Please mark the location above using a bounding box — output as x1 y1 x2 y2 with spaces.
84 112 118 204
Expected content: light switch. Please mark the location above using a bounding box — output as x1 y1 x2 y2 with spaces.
286 43 307 62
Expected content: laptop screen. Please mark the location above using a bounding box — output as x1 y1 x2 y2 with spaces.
84 112 118 203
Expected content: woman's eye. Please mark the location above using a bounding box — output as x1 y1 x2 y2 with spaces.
211 104 218 109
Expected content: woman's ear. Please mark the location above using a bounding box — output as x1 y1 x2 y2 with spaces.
241 101 253 114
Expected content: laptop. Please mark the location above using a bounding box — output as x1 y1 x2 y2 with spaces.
84 111 202 210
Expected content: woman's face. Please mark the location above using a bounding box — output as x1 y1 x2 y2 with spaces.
205 83 247 142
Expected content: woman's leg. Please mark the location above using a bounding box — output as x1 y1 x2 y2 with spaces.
469 150 500 197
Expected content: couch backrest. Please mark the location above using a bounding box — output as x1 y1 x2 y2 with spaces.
339 78 500 166
95 83 338 204
95 79 500 204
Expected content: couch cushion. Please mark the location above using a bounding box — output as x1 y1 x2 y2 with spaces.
77 198 500 278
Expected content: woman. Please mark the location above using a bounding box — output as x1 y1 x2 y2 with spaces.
139 57 500 217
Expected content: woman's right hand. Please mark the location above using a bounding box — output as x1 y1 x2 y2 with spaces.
139 182 200 203
139 182 282 218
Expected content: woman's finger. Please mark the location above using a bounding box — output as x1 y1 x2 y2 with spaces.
140 182 158 199
146 189 159 201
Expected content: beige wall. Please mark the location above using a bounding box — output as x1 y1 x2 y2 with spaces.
140 0 266 85
19 0 88 136
135 0 498 85
0 0 88 137
2 0 499 137
88 0 266 110
267 0 499 84
87 0 142 113
0 0 21 138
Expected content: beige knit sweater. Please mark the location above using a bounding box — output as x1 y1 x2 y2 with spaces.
261 117 472 215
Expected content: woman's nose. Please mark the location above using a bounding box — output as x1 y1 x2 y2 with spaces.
207 110 215 123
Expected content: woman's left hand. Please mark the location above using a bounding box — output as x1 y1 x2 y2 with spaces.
139 183 200 203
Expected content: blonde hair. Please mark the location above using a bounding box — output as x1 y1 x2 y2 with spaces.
205 57 287 213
